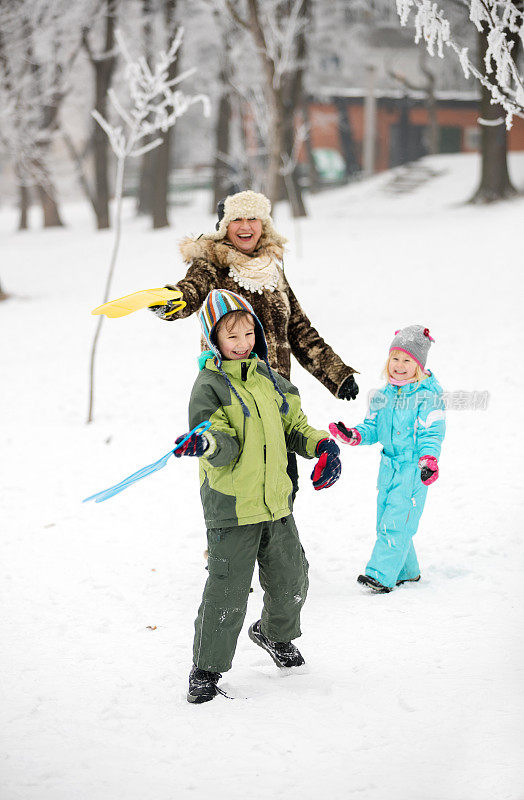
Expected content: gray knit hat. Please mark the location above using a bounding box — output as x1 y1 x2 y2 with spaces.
389 325 435 369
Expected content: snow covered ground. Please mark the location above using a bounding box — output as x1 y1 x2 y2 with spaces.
1 154 523 800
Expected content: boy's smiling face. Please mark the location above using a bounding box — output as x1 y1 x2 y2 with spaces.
216 312 256 360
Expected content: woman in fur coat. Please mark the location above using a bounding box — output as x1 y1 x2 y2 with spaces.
150 189 358 493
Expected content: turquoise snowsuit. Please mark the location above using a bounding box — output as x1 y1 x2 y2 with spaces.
355 373 445 588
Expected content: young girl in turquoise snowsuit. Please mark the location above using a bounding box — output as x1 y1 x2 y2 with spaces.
330 325 445 592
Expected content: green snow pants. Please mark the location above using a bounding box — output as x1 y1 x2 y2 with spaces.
193 514 309 673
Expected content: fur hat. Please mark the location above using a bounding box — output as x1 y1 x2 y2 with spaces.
210 190 285 245
389 325 435 369
198 289 288 417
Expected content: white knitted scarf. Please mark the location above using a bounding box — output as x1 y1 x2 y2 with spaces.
225 248 281 294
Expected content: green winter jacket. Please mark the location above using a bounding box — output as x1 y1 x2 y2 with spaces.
188 354 329 528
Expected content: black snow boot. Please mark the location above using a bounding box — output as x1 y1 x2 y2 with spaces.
357 574 392 593
248 620 305 668
396 575 421 586
187 665 224 704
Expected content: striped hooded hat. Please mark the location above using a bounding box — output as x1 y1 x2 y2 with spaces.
198 289 288 417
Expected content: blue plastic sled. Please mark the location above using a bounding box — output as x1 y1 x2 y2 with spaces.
83 420 211 503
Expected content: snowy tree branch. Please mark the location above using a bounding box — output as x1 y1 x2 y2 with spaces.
396 0 524 127
87 26 210 423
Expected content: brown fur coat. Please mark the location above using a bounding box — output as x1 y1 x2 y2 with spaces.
154 233 355 396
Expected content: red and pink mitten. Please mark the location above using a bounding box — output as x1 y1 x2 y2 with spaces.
329 421 362 446
419 455 439 485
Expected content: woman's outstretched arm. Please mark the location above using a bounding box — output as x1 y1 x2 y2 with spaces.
150 258 219 320
286 283 356 397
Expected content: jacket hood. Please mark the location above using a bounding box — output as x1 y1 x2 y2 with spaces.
197 289 289 418
198 289 268 367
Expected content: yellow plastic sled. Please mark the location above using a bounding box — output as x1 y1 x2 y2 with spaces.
91 288 185 318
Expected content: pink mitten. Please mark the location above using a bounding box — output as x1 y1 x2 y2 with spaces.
418 455 439 485
329 421 362 446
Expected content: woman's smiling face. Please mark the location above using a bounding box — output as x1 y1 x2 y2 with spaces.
226 218 263 253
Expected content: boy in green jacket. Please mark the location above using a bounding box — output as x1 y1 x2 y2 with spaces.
175 289 341 703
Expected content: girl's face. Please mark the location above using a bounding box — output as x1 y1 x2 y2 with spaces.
389 351 418 382
216 314 256 360
226 218 263 253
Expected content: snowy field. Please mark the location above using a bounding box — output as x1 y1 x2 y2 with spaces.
1 154 523 800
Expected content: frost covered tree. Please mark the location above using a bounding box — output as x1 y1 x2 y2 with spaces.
203 3 239 209
82 0 119 229
135 0 157 217
87 28 209 423
222 0 311 216
0 0 84 228
151 0 183 229
397 0 524 123
396 0 523 201
135 0 185 228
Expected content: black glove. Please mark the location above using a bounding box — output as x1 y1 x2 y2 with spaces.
337 375 359 401
174 432 209 457
149 284 179 316
311 439 341 490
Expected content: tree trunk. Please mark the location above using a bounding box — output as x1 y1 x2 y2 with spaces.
93 64 114 229
62 130 98 215
212 14 248 205
280 0 309 217
419 49 438 156
211 17 235 212
18 183 30 230
212 88 232 209
303 103 321 192
0 277 8 300
152 130 171 229
85 0 117 229
397 96 412 166
36 180 64 227
87 155 126 424
246 0 282 207
266 92 285 207
151 0 179 229
334 97 359 177
282 109 306 216
426 94 439 156
236 101 252 188
23 22 66 228
136 0 155 216
470 26 516 203
137 150 156 215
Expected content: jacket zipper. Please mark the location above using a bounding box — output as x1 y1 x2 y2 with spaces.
390 386 401 448
230 365 249 472
252 396 262 418
251 394 265 462
238 365 265 462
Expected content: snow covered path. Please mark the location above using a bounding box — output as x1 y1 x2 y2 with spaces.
1 155 523 800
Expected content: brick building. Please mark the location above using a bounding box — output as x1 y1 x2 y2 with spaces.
303 90 524 182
